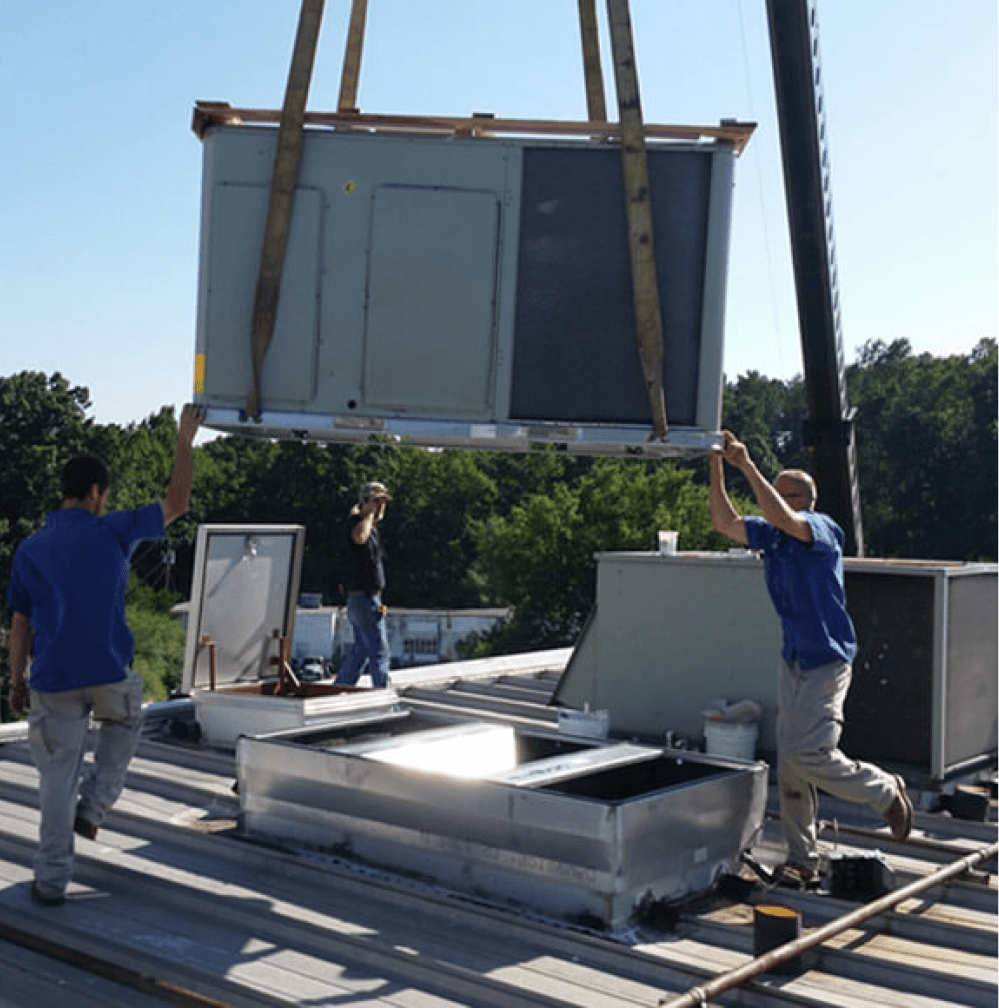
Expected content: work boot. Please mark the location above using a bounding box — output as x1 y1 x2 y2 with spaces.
73 815 99 841
31 882 66 907
885 774 913 841
775 863 820 890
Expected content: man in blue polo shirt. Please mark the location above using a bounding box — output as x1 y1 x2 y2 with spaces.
6 404 203 906
710 430 913 887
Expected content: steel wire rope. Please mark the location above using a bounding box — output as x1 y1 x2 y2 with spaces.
736 0 791 383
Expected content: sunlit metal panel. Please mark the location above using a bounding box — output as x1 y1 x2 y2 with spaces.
238 719 767 928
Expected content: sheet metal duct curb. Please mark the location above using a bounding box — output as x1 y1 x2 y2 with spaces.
237 721 767 929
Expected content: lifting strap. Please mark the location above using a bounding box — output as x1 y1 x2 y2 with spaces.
245 0 326 420
606 0 669 440
246 0 670 438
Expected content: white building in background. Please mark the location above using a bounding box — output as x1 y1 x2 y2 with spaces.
302 605 511 669
172 601 511 671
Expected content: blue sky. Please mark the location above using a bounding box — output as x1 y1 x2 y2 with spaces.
2 1 996 428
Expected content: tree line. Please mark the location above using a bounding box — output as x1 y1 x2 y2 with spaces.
1 337 994 705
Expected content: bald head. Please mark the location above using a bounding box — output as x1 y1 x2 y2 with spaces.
775 470 816 511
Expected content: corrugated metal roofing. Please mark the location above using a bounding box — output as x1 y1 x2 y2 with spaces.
0 654 995 1008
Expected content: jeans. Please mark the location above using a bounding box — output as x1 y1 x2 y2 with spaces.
335 593 390 688
28 670 144 896
777 658 896 868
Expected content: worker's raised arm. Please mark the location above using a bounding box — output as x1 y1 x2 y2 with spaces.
720 431 812 543
351 492 389 545
161 405 205 527
709 450 748 545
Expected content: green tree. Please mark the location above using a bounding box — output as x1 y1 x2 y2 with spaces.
0 372 94 591
720 370 808 490
373 447 498 606
848 338 997 560
190 438 496 608
475 448 592 515
473 459 743 652
125 576 185 700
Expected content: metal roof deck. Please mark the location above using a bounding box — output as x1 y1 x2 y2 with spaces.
0 655 995 1008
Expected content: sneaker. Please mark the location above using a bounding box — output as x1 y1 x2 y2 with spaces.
885 773 914 841
775 863 820 889
31 882 66 907
73 815 99 841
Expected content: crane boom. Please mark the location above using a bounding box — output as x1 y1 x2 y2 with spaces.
766 0 864 555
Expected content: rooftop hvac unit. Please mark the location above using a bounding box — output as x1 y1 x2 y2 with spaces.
556 552 998 781
192 123 741 456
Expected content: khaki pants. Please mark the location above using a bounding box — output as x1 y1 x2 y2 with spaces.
777 658 896 869
28 671 144 896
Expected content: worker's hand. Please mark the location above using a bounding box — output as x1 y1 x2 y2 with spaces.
9 680 29 716
361 492 390 518
178 404 206 445
720 430 750 470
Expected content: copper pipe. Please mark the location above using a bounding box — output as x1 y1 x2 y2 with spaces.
658 842 999 1007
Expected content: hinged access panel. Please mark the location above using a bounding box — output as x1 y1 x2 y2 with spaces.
181 524 306 693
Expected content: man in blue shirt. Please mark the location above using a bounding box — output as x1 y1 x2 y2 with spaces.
6 404 203 906
710 430 912 887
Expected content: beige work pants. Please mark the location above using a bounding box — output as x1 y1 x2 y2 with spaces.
28 671 144 897
777 658 896 869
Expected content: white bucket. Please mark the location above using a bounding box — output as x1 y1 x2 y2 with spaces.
704 719 758 760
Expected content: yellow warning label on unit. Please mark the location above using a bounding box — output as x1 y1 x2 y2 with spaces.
194 353 206 394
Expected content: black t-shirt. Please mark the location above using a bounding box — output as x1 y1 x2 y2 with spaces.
346 512 385 594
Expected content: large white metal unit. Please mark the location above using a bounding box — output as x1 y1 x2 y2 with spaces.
192 125 740 456
556 551 998 781
238 716 768 929
558 551 783 753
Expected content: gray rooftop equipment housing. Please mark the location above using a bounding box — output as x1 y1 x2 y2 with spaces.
556 551 998 782
192 124 740 456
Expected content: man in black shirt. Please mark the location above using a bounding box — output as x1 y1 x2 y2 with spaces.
335 481 391 688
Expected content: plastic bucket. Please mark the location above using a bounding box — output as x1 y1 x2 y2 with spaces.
704 719 758 760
